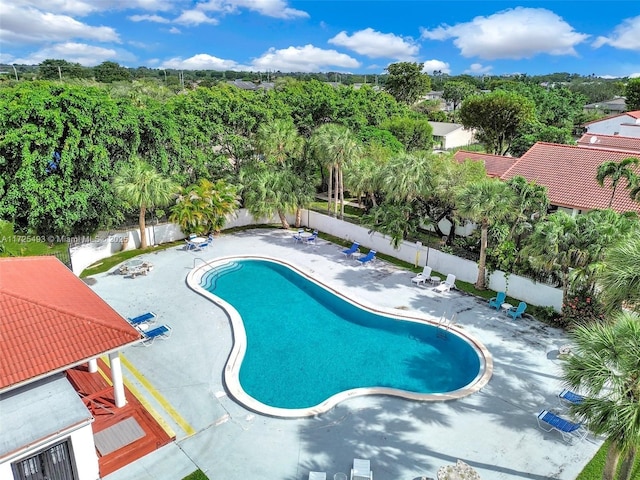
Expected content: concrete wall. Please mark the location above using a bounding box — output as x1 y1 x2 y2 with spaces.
70 211 289 275
305 210 563 311
586 114 636 136
70 209 562 310
0 425 99 480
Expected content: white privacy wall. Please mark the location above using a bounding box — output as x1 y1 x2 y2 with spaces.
70 209 562 311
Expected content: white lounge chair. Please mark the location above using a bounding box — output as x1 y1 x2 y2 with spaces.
434 273 456 293
309 472 326 480
351 458 372 480
411 266 432 285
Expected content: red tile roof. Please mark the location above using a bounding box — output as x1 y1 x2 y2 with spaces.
629 111 640 120
501 142 640 214
453 150 518 178
577 134 640 154
0 257 141 391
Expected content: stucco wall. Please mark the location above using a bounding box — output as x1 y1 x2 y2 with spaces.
586 115 635 135
70 209 562 311
0 425 99 480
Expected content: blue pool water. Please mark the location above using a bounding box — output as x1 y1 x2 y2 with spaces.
201 259 481 409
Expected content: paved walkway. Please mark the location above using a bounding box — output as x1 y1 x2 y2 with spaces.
91 229 601 480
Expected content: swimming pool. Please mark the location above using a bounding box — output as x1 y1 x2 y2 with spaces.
188 256 492 417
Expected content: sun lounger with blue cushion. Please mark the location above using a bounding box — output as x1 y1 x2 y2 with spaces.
141 324 172 345
127 311 157 326
558 389 584 406
341 242 359 258
356 250 376 266
536 409 587 443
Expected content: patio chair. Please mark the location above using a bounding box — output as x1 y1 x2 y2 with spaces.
293 229 304 243
536 410 587 443
411 266 432 286
558 389 584 406
341 242 360 258
127 311 157 326
308 472 326 480
305 230 319 245
356 250 376 266
351 458 372 480
507 301 527 320
488 291 506 310
141 324 172 345
434 274 456 293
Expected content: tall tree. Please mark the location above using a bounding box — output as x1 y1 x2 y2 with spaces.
597 234 640 313
562 311 640 480
94 61 131 83
596 157 640 208
311 124 361 218
384 62 431 105
113 157 177 249
625 78 640 111
459 90 535 155
380 116 433 151
456 179 515 289
442 81 477 121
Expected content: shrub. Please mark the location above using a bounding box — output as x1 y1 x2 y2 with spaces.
561 289 606 328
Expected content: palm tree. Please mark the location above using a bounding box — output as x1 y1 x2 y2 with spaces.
521 211 584 309
596 157 639 208
562 311 640 480
113 157 176 249
311 124 361 219
170 178 239 235
456 179 515 289
505 176 549 244
255 119 303 164
597 234 640 313
240 167 300 229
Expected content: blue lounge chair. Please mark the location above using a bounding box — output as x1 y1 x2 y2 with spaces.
507 301 527 319
292 229 304 243
536 410 587 443
141 324 172 345
128 311 157 326
558 389 584 406
488 291 506 310
341 242 360 258
356 250 376 266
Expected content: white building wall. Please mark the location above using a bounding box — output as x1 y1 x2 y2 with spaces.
0 424 99 480
586 115 635 135
443 128 475 149
619 123 640 138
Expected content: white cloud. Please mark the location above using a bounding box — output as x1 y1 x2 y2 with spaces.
175 9 219 26
169 27 181 34
593 15 640 51
465 63 493 74
251 45 360 72
420 7 589 60
631 72 640 78
128 14 170 23
11 42 122 66
198 0 308 19
329 28 418 60
160 53 250 71
15 0 174 16
1 3 119 45
421 59 451 75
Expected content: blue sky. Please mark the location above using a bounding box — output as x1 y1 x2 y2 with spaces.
1 1 639 77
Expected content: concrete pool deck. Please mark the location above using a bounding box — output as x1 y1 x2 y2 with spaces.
91 228 602 480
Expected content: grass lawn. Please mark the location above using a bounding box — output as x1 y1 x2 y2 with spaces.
576 440 640 480
182 470 209 480
0 221 68 257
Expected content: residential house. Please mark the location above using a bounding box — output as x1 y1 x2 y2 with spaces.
500 142 640 216
0 257 143 480
430 122 476 150
584 110 640 138
453 151 518 178
583 97 627 115
577 133 640 154
422 91 453 111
